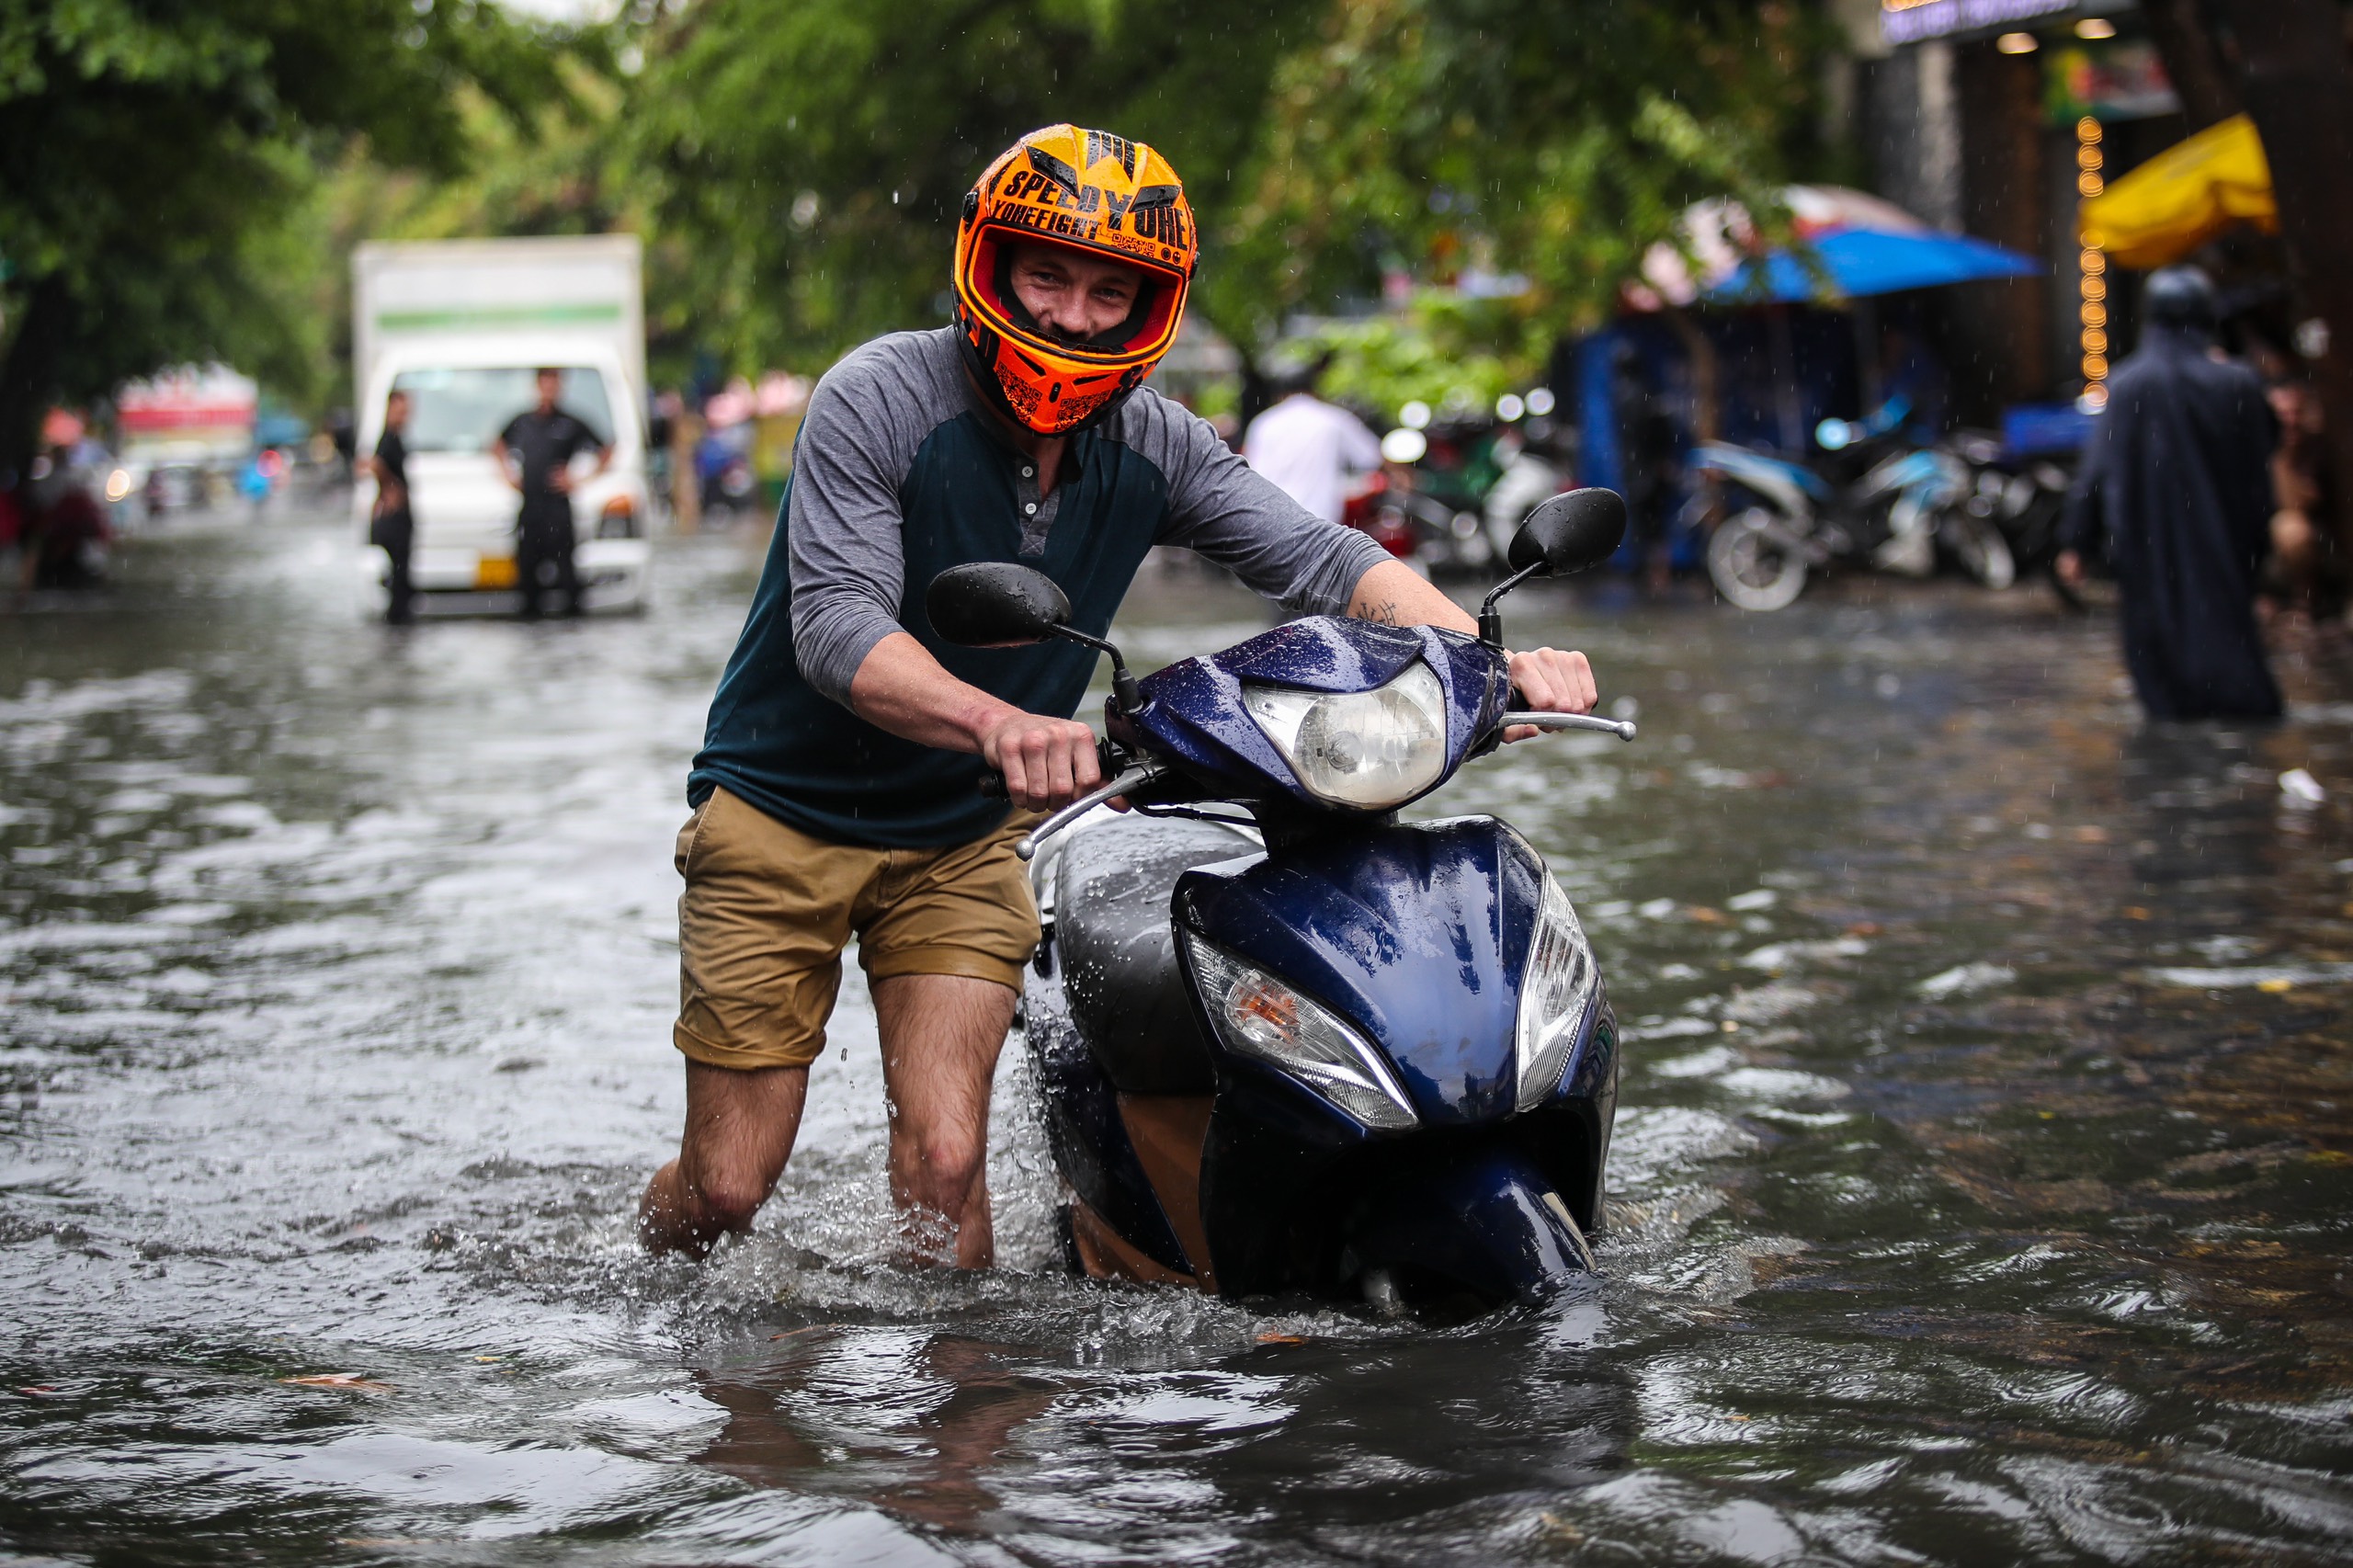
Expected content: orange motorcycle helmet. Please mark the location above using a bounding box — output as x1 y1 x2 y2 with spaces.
954 124 1199 437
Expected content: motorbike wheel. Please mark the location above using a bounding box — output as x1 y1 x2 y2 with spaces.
1942 511 2017 589
1707 507 1810 611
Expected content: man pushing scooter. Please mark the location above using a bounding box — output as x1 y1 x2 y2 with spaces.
638 124 1601 1264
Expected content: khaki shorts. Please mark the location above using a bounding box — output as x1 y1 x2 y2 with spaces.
672 787 1041 1071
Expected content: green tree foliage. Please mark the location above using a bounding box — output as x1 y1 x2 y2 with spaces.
626 0 1323 373
0 0 1841 452
0 0 572 471
1296 295 1526 425
622 0 1833 403
1216 0 1836 389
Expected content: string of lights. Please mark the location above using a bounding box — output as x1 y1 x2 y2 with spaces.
2077 116 2109 411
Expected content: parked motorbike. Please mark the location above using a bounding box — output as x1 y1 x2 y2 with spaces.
1482 427 1574 565
1345 439 1495 576
1691 402 2006 609
1944 429 2081 608
1341 464 1472 571
926 489 1635 1316
694 428 759 525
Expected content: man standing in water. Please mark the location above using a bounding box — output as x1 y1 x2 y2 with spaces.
494 368 610 619
2059 267 2280 720
362 389 416 624
637 124 1599 1265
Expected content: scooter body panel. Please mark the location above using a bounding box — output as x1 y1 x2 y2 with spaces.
1023 955 1196 1276
1192 1017 1614 1298
1113 619 1512 813
1691 442 1830 511
1176 816 1545 1128
1173 816 1619 1300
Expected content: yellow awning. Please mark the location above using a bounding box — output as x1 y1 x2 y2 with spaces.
2079 113 2275 269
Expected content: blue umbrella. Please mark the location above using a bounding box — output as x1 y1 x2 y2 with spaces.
1632 186 2040 308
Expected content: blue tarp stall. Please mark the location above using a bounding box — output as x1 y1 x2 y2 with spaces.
1707 228 2040 303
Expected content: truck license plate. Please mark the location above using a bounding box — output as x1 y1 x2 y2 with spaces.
475 555 517 590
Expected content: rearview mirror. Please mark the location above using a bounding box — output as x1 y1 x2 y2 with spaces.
1506 487 1628 578
926 562 1072 648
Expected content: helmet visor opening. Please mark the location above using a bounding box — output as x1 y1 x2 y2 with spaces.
965 226 1184 364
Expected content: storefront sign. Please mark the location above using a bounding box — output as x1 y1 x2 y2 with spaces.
1880 0 2074 45
2045 40 2180 121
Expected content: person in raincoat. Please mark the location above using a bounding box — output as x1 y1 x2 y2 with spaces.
2059 267 2281 721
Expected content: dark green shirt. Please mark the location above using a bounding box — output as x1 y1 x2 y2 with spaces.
688 328 1388 848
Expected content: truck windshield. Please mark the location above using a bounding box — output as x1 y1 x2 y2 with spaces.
389 367 615 454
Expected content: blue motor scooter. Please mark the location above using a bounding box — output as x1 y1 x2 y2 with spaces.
924 490 1633 1314
1690 397 1991 611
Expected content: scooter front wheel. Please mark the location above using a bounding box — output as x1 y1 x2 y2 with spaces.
1708 507 1810 611
1940 510 2017 589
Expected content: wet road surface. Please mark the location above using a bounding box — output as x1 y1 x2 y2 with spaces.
4 506 2351 1564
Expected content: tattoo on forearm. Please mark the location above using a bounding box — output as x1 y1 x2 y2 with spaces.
1355 598 1404 627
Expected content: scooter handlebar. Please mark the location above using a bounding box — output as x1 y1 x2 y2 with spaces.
1499 710 1638 742
977 737 1125 803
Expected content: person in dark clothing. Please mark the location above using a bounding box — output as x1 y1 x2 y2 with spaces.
19 445 110 591
2059 267 2281 721
1610 343 1681 594
363 390 416 624
493 368 611 619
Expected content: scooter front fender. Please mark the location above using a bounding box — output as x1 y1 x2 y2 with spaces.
1344 1144 1595 1306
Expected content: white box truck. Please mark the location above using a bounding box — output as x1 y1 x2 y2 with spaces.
351 235 654 614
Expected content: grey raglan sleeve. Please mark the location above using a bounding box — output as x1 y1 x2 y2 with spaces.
786 362 915 709
1146 400 1392 614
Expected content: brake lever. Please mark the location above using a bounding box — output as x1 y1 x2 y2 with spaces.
1015 763 1168 862
1498 710 1638 742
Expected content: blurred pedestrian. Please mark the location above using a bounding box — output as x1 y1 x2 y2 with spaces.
327 407 357 486
362 389 416 625
2257 352 2332 615
19 442 109 590
494 368 610 619
1609 342 1679 594
2059 267 2281 721
1243 357 1383 525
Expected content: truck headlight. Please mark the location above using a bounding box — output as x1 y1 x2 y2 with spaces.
1182 932 1418 1131
1516 873 1597 1111
1241 662 1447 810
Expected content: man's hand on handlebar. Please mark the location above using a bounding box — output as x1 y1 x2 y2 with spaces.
1503 647 1598 743
980 711 1103 812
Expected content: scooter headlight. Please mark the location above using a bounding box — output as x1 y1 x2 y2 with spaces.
1515 873 1598 1112
1241 662 1448 811
1182 932 1418 1131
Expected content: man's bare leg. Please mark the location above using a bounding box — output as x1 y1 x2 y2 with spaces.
639 1061 810 1257
874 972 1017 1269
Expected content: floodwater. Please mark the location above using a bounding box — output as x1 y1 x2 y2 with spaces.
4 506 2351 1566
